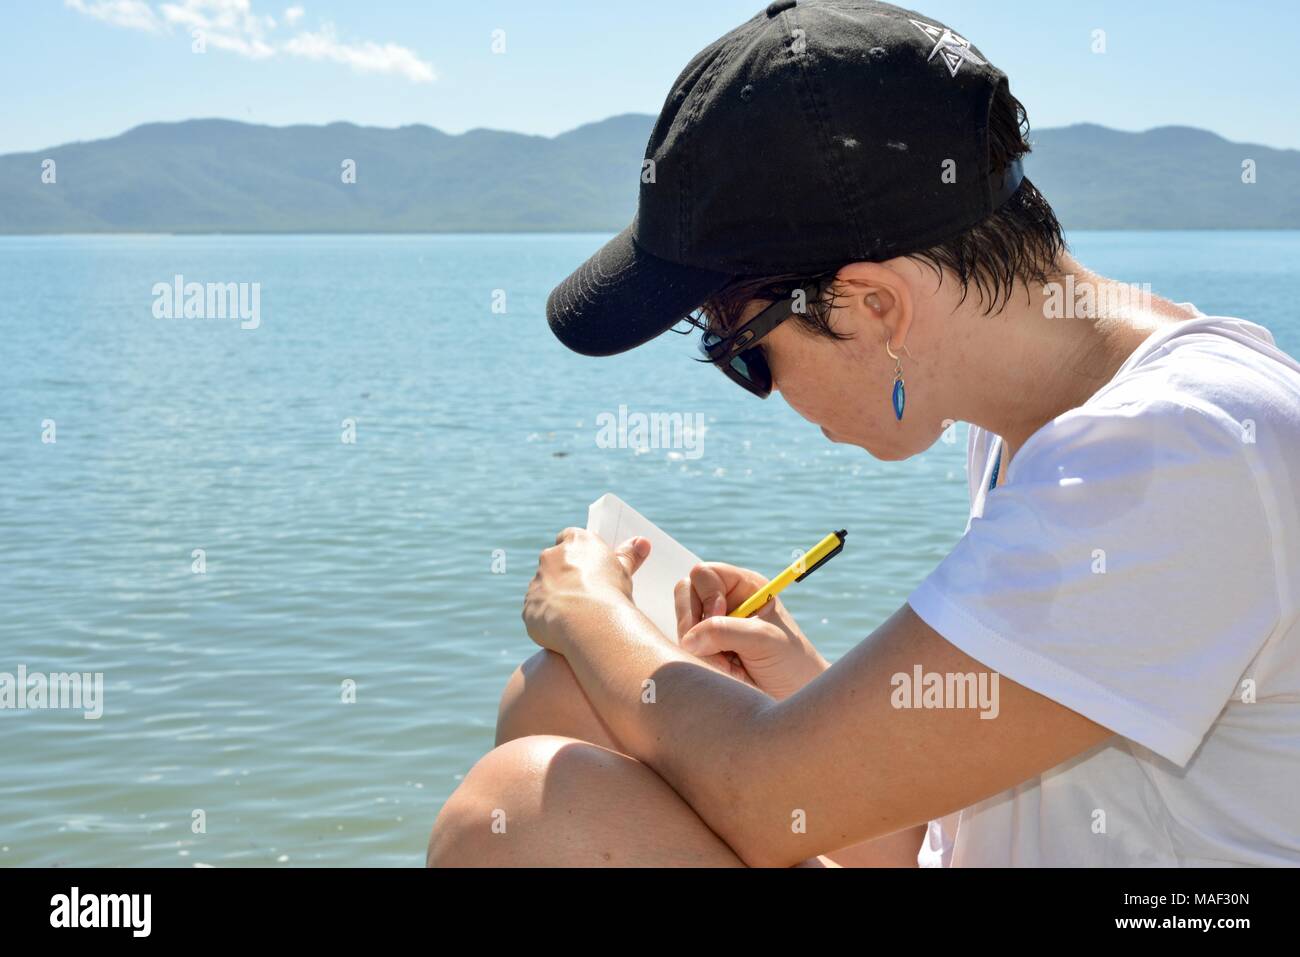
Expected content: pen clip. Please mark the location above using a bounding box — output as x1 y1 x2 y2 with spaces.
793 531 846 582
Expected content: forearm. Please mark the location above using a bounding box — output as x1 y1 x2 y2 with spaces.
558 597 777 862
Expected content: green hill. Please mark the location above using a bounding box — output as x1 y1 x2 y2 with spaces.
1 115 1295 233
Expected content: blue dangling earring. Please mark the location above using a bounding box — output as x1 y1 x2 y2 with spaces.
885 338 914 421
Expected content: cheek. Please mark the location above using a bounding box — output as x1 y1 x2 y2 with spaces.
773 350 866 431
781 377 835 425
770 336 915 450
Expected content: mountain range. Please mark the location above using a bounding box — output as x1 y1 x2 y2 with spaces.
1 115 1296 233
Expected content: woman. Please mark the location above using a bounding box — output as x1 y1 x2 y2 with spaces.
428 1 1300 867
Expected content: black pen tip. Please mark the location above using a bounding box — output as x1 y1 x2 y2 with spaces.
836 529 847 539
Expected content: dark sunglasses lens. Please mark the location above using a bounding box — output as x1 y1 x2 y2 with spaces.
726 349 771 397
699 330 770 397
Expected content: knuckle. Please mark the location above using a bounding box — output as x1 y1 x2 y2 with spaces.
696 618 722 640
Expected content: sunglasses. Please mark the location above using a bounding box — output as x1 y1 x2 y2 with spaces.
696 287 813 398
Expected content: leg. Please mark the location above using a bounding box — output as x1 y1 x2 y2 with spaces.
495 649 622 750
492 650 916 866
824 825 926 867
497 648 742 751
428 734 749 867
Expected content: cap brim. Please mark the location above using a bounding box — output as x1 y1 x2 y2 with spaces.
546 224 731 357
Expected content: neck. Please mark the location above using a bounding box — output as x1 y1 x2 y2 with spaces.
947 254 1188 466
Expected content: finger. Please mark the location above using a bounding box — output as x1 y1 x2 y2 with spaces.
680 614 785 658
755 595 786 625
689 563 729 618
695 562 769 604
674 577 697 640
614 537 651 578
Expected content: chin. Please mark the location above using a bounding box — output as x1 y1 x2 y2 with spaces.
871 444 914 462
820 428 885 458
861 432 919 461
821 424 919 461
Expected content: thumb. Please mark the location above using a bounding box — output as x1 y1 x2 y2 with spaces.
614 537 651 578
680 614 782 659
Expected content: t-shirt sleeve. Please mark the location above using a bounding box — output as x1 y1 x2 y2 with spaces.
907 397 1282 767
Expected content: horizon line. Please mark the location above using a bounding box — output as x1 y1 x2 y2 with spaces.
4 114 1299 160
3 228 1299 239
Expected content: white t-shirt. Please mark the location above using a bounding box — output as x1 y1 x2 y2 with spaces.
907 310 1300 867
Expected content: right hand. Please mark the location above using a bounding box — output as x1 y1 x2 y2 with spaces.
674 563 829 700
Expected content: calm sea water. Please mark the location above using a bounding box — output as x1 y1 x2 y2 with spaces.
1 231 1297 867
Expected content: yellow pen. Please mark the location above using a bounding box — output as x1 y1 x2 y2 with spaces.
729 530 847 618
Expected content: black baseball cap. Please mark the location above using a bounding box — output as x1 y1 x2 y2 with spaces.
546 0 1024 357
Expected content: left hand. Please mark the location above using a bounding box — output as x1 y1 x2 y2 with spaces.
522 527 650 654
674 562 828 700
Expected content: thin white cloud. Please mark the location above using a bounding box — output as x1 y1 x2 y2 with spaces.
159 0 279 58
65 0 163 33
203 31 276 59
65 0 434 82
159 0 273 35
283 23 436 83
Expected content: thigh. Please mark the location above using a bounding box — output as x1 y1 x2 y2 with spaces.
490 661 847 868
497 648 741 752
430 734 749 867
496 650 623 751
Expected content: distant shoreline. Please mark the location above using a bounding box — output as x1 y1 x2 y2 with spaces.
5 117 1299 233
4 227 1300 238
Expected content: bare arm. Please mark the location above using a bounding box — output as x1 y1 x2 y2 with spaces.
553 597 1111 868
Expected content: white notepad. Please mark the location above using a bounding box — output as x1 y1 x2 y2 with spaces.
586 493 702 641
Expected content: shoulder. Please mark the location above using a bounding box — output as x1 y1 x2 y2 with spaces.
1012 315 1300 494
910 320 1299 766
1100 316 1300 444
1000 388 1281 581
994 369 1293 622
1007 391 1250 499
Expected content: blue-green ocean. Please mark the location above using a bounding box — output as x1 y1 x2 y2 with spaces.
1 231 1297 866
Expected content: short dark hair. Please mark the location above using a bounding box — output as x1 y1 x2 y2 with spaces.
694 84 1065 339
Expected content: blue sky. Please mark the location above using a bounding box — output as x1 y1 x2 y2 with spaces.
3 0 1298 154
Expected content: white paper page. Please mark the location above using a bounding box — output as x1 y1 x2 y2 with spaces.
586 493 702 642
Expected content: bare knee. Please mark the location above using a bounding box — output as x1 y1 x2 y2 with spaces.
426 734 746 868
495 649 619 749
494 650 563 745
427 735 613 867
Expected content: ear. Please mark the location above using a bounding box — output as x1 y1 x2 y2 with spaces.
831 261 914 348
